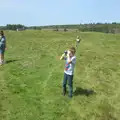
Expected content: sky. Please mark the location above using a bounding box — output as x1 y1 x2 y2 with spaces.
0 0 120 26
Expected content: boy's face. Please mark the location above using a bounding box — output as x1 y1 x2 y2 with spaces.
68 50 74 57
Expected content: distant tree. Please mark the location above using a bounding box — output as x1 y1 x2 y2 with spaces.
112 22 117 24
2 22 120 34
33 26 37 30
0 26 6 30
55 26 58 31
53 26 58 31
64 28 67 32
6 24 25 30
37 27 42 30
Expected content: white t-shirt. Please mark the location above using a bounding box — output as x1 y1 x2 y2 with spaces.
0 36 6 47
76 38 80 42
64 56 76 75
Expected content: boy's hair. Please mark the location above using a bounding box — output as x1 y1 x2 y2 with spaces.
69 47 76 55
0 31 4 36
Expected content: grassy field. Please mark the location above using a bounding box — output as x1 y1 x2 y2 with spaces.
0 30 120 120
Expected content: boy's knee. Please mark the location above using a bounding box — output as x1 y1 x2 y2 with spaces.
68 83 73 89
63 83 66 87
68 81 73 86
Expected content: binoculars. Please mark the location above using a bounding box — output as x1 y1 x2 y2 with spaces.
64 51 67 55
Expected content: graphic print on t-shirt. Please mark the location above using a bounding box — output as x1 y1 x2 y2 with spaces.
64 56 76 75
65 61 70 71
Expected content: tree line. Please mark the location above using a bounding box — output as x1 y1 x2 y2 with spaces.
0 22 120 33
0 24 26 30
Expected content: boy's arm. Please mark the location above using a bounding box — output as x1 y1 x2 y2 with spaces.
0 42 2 47
67 51 73 63
67 55 71 63
60 53 67 60
67 54 76 64
68 57 76 64
5 37 6 48
0 38 3 47
5 40 6 49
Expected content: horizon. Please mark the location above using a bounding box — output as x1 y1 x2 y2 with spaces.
1 22 120 27
0 0 120 26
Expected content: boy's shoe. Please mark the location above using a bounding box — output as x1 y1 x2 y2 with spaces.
3 61 6 64
2 61 6 64
0 61 3 65
0 61 6 65
68 94 73 98
62 92 66 96
62 90 66 96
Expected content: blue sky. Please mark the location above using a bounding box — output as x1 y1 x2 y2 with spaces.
0 0 120 26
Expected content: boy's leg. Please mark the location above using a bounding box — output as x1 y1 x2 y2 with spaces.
62 73 67 95
0 48 4 65
1 53 4 63
0 52 2 65
76 42 77 48
68 75 73 98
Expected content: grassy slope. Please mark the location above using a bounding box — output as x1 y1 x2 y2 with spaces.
0 30 120 120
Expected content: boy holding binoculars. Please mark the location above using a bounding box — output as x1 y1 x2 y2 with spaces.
60 47 76 98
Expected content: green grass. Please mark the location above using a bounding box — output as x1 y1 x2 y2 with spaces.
0 30 120 120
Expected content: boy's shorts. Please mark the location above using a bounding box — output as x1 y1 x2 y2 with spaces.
0 45 5 54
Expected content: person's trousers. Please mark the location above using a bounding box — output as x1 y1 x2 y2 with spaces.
63 73 73 97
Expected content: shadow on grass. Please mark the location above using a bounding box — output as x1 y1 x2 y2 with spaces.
74 87 95 97
6 60 18 64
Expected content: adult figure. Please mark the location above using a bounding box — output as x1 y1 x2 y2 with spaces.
76 36 80 48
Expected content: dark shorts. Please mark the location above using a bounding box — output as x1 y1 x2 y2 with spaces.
0 45 5 54
63 73 74 97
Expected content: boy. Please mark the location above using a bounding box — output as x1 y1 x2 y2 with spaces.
60 47 76 98
76 36 80 48
0 31 6 65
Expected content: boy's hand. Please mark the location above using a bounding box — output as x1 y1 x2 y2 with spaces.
67 50 70 57
67 50 72 63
